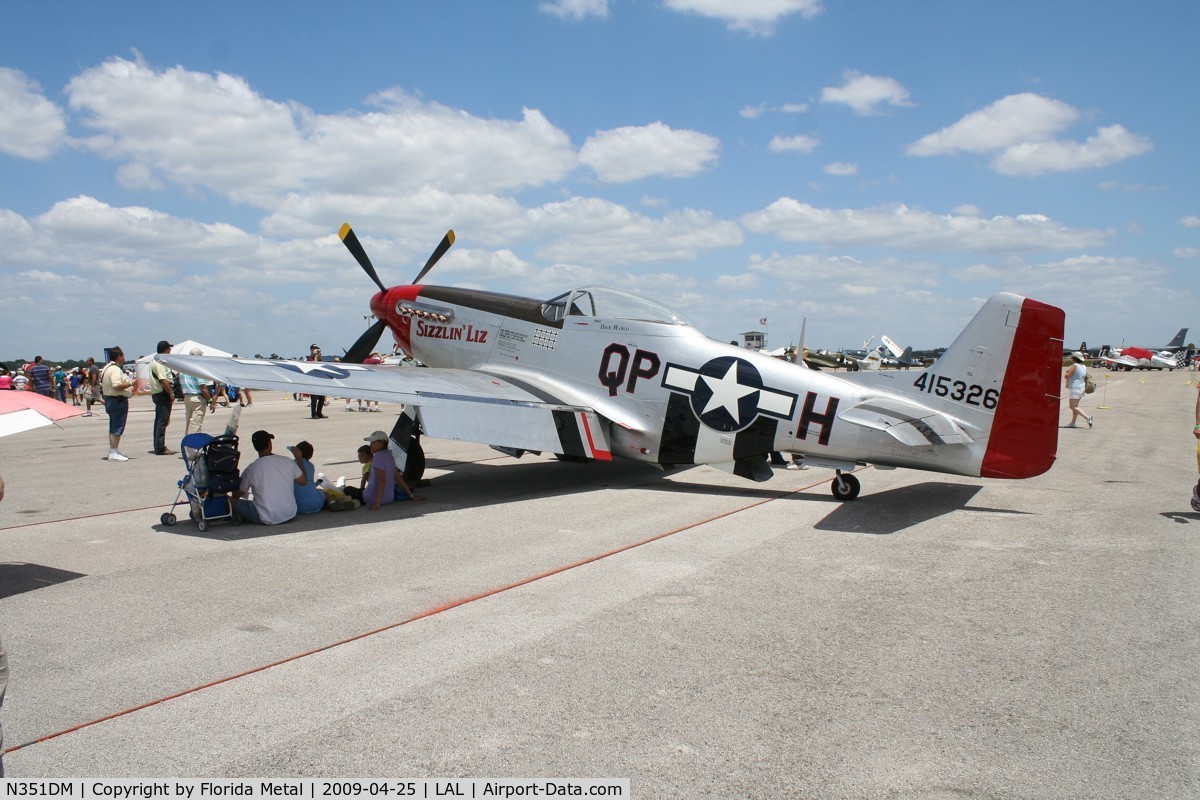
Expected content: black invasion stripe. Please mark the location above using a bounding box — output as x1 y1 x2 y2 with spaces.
552 409 586 458
658 393 700 465
733 417 779 459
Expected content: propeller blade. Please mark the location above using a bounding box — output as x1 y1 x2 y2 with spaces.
411 229 455 285
339 223 386 293
344 318 388 364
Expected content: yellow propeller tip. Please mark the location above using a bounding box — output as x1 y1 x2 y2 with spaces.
447 230 455 244
338 223 352 240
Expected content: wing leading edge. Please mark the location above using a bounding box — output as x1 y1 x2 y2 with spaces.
157 355 611 461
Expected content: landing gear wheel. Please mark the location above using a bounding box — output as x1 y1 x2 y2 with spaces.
403 439 426 483
231 514 242 526
161 513 176 526
197 519 208 532
831 472 861 502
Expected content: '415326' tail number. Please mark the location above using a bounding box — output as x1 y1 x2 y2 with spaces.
912 373 999 409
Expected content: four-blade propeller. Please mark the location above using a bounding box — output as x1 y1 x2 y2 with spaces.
338 224 455 362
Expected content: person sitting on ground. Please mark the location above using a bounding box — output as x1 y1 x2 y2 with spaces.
362 431 423 510
233 430 305 525
340 444 374 502
289 440 326 515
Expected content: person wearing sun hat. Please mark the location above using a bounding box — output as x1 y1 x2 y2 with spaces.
362 430 422 510
1063 351 1094 429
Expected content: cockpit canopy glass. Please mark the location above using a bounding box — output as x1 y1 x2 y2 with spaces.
540 286 693 326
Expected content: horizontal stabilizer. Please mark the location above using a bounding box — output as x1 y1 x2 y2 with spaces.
839 397 974 446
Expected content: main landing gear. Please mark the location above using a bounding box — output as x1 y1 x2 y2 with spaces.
831 470 861 501
403 437 426 483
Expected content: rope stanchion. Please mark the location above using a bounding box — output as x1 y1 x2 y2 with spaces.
1097 372 1112 410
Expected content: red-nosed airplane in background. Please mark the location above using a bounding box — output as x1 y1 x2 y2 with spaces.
1094 328 1188 371
160 225 1066 501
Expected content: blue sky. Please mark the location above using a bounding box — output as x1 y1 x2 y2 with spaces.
1 0 1196 361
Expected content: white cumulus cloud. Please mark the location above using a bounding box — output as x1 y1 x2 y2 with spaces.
0 67 68 159
742 199 1110 253
539 0 609 20
527 197 742 265
820 70 913 116
579 122 720 183
66 57 577 207
991 124 1152 176
664 0 822 36
824 162 858 176
768 134 819 154
907 93 1151 177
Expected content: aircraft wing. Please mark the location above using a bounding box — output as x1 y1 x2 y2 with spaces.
838 395 975 446
157 355 611 461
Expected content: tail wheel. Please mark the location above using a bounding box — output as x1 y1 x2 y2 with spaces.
831 471 861 502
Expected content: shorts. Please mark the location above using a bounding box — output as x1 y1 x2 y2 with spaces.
1068 386 1085 401
103 395 129 436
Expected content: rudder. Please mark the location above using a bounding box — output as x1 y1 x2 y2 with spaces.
980 297 1064 478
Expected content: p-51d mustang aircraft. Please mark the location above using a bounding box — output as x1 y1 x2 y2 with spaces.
159 225 1065 501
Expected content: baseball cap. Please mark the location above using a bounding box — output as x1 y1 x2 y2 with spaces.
251 430 275 451
364 430 389 443
157 340 173 353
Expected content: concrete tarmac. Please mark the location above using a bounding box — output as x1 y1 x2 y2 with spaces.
1 371 1197 798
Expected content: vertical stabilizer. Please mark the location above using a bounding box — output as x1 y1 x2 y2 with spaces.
908 293 1063 479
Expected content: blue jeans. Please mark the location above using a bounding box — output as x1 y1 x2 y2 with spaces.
234 498 263 524
103 395 129 436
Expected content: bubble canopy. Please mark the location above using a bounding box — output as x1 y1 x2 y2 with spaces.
540 286 693 326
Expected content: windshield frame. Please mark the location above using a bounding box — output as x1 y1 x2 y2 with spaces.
540 286 693 326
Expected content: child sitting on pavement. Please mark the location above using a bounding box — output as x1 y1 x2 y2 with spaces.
360 431 424 510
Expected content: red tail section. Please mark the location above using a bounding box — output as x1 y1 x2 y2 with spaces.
980 298 1064 479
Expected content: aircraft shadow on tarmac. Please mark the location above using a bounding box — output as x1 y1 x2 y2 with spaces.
152 458 1025 541
812 482 1032 536
152 455 839 540
0 562 87 599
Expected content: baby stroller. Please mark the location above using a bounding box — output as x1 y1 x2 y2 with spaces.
161 432 242 531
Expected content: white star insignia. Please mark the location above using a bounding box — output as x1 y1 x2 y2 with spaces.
700 362 757 419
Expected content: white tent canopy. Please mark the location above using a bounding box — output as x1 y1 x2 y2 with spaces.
135 340 234 391
169 340 233 358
